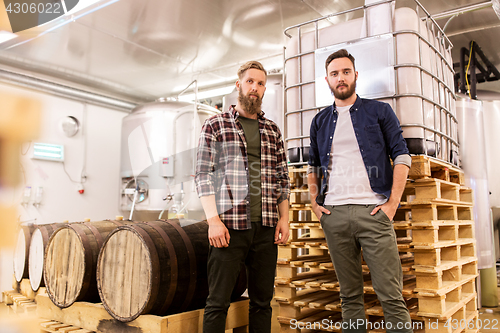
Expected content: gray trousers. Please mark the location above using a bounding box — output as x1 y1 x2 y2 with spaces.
321 204 413 333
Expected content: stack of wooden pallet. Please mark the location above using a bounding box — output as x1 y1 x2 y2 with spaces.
277 166 420 332
404 156 478 333
276 156 479 332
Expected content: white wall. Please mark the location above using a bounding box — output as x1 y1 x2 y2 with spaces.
0 82 128 292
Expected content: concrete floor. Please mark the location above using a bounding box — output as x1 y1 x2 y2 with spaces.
476 288 500 333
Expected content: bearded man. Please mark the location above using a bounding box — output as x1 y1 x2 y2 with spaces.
195 61 290 333
307 49 414 333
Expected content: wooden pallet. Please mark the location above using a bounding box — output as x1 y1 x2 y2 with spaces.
277 303 424 333
404 178 473 204
414 262 478 295
422 305 478 333
417 282 477 320
412 221 475 246
2 289 37 315
288 205 319 222
401 204 473 225
40 320 93 333
36 294 249 333
288 166 308 190
290 190 311 205
408 155 465 185
412 241 476 267
279 156 479 332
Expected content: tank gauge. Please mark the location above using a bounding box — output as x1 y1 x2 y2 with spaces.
124 178 149 203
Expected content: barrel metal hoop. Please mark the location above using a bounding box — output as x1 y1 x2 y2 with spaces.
40 226 50 248
165 220 197 312
22 225 34 279
129 224 161 316
110 220 124 227
83 222 104 250
144 222 179 314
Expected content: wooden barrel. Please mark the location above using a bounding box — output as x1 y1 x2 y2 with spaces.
44 220 128 308
28 223 67 291
13 224 36 282
97 219 247 322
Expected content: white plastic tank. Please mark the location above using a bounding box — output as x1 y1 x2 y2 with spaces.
120 100 219 221
477 91 500 208
284 17 364 163
456 97 495 270
477 90 500 261
361 0 393 37
283 4 458 165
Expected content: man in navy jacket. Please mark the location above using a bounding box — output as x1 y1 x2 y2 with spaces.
307 49 413 333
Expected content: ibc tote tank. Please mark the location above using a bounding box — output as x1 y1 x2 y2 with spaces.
284 4 458 165
119 100 219 221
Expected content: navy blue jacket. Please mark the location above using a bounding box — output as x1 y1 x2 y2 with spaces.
308 95 409 205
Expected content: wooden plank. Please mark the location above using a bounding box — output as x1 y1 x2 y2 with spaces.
36 294 248 333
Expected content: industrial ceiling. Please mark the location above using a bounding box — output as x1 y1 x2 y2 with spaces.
0 0 499 104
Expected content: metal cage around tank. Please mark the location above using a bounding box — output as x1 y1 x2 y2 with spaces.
283 0 459 167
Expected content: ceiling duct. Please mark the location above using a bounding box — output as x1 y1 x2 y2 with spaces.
0 69 137 112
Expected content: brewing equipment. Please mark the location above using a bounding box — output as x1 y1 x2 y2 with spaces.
120 100 218 221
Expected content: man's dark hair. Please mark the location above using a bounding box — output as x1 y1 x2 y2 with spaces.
325 49 356 73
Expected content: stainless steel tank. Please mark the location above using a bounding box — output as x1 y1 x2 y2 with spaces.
120 100 219 220
222 73 284 131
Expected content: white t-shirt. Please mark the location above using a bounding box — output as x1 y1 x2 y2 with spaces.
324 105 386 205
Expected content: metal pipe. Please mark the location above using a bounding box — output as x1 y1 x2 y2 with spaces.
176 80 198 99
471 44 478 100
460 47 467 94
0 69 137 112
431 1 493 20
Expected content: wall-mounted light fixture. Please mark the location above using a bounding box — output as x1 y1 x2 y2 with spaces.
32 143 64 162
60 116 80 137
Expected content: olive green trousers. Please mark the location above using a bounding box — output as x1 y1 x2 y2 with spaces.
321 204 413 333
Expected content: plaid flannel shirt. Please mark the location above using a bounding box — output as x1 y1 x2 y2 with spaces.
195 106 290 230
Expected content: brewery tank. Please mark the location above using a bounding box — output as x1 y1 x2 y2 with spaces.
119 100 219 221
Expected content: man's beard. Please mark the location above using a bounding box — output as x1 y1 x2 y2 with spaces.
330 80 356 100
238 89 262 115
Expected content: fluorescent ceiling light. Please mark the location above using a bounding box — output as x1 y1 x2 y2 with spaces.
178 85 235 102
33 143 65 162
